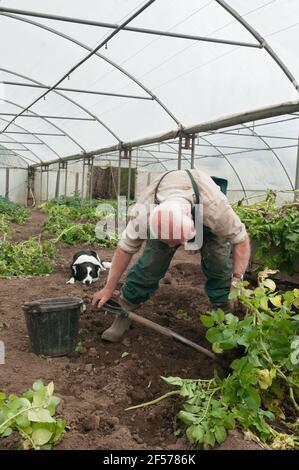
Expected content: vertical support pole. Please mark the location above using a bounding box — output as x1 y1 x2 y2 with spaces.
5 168 9 199
27 168 35 207
117 148 122 199
295 135 299 201
116 148 122 230
127 148 132 210
75 172 79 194
178 135 182 170
191 134 196 169
81 157 86 199
40 167 43 203
41 165 49 202
55 167 60 199
88 157 94 202
46 167 49 201
64 162 68 198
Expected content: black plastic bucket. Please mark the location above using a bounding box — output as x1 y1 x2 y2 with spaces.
21 297 83 357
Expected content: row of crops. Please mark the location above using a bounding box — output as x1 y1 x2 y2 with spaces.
1 191 298 278
0 194 118 277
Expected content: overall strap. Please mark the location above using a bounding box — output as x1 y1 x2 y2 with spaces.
154 170 177 204
185 169 200 205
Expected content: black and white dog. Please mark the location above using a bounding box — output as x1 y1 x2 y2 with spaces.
67 250 111 285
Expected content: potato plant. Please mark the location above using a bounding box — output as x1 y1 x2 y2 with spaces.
0 380 65 450
0 196 28 223
0 217 56 277
129 270 299 450
176 271 299 449
234 192 299 274
41 196 119 246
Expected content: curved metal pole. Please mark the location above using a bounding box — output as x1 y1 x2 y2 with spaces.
0 117 44 163
0 144 32 166
165 138 246 195
2 99 62 160
165 138 245 196
0 131 39 165
140 147 168 171
0 68 85 153
0 2 156 137
165 142 193 168
0 12 181 128
215 0 299 92
240 123 294 190
199 135 247 197
0 66 120 146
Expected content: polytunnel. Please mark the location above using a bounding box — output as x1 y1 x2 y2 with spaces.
1 2 299 454
0 0 299 203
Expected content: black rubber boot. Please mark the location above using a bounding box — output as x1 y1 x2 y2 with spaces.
101 295 139 343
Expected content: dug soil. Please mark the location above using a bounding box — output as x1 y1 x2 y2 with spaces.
0 211 261 450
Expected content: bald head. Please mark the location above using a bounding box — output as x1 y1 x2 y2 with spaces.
150 199 196 246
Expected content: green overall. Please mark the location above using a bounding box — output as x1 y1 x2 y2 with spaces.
122 171 232 306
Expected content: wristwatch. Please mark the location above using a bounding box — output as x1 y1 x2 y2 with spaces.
232 273 244 285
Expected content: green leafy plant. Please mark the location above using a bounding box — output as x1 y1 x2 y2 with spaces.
75 341 83 353
234 191 299 274
163 376 235 448
0 380 65 450
126 270 299 450
41 198 119 246
201 271 299 448
176 309 192 321
0 196 28 223
0 218 56 277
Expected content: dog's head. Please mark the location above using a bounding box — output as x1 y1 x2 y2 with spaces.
71 262 100 285
67 250 110 285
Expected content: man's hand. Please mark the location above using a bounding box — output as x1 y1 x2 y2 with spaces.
229 281 239 313
229 279 248 318
92 287 113 308
91 247 133 309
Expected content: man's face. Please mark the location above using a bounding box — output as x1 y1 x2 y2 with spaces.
151 205 196 247
157 211 189 246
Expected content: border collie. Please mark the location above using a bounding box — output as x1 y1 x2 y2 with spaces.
67 250 111 285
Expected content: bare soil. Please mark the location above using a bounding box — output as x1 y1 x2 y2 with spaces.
0 211 261 450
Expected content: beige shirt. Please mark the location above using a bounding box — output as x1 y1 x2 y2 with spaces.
118 169 246 254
